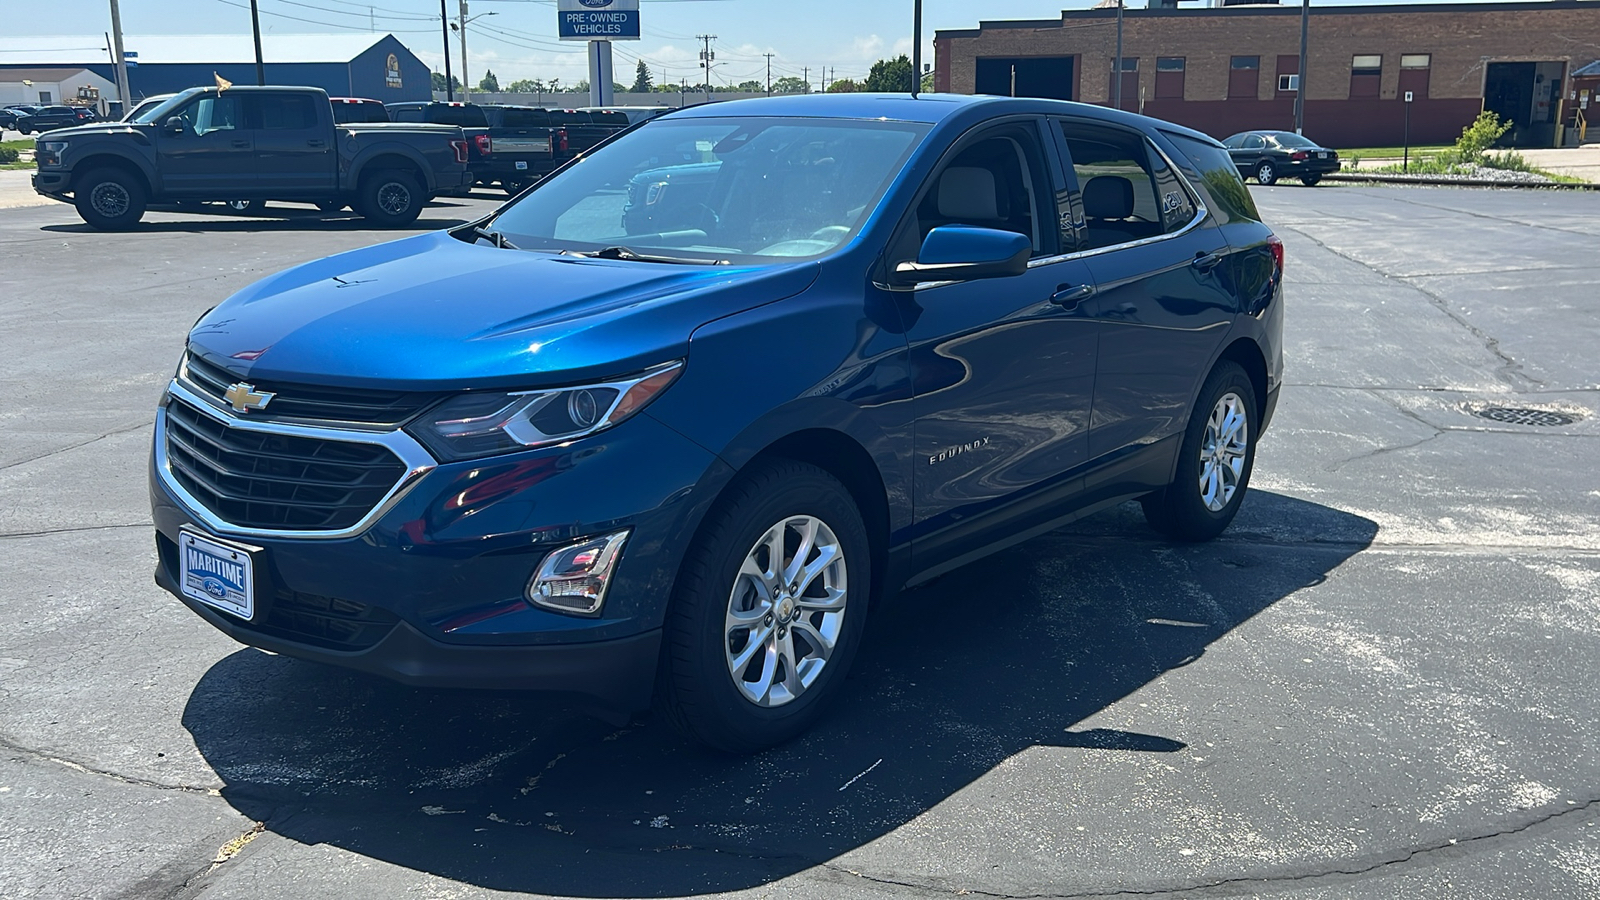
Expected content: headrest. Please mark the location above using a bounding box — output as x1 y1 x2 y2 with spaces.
1083 176 1134 220
937 167 1000 221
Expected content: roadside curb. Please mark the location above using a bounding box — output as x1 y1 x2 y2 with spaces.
1323 172 1600 190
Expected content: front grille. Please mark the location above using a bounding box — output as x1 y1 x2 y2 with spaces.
164 398 408 531
184 353 438 426
256 588 401 651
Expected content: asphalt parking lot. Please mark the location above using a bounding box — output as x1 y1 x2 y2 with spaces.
2 184 1599 900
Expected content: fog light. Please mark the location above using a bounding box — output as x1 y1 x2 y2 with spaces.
526 530 629 616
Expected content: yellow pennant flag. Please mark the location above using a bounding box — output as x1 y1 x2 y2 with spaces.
215 72 233 92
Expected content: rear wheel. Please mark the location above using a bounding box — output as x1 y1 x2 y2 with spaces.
1255 160 1278 185
1141 361 1257 542
658 460 870 753
1300 174 1322 186
356 169 423 227
73 167 146 230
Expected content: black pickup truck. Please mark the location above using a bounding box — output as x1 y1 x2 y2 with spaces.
33 85 475 230
386 101 630 194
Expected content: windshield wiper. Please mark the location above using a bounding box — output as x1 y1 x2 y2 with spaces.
560 246 727 266
472 226 518 249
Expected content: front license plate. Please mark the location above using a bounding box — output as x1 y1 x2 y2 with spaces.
515 160 529 170
178 530 255 621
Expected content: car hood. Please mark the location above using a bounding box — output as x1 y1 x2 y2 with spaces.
42 122 144 140
187 230 820 390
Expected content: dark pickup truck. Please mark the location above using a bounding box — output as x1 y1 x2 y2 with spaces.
386 101 629 194
33 85 475 230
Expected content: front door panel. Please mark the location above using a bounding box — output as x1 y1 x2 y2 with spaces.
156 94 254 196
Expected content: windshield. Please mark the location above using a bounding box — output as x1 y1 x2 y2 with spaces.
489 116 928 263
1270 132 1320 149
131 93 189 124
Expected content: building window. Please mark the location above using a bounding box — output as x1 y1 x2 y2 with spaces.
1350 54 1382 98
1278 74 1300 92
1400 54 1431 69
1229 56 1260 100
1155 57 1185 99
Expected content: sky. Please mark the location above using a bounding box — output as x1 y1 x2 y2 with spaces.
6 0 1540 90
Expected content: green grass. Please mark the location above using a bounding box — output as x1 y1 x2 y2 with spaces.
2 139 32 152
1335 144 1449 159
0 162 35 170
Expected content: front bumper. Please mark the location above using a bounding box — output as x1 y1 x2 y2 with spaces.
150 387 729 713
33 170 71 200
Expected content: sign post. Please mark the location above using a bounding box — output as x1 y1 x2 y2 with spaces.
1403 90 1413 172
557 0 640 108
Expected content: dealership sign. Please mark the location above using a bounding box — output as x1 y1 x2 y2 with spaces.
557 0 640 41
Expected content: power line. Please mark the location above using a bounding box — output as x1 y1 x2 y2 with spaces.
210 0 434 32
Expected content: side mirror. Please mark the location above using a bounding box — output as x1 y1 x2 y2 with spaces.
163 116 184 135
893 225 1031 285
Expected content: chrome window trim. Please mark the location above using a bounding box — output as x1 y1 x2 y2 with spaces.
155 379 438 541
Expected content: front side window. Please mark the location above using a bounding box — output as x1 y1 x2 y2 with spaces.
1060 123 1197 251
891 123 1057 264
490 116 927 263
181 95 241 136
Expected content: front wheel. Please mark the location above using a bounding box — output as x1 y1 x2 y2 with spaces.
1141 361 1257 542
356 169 423 227
658 460 871 753
73 167 147 230
1255 161 1278 185
1300 174 1322 187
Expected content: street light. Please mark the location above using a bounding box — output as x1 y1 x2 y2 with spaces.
450 3 497 101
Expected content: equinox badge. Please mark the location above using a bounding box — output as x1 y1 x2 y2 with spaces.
223 382 275 413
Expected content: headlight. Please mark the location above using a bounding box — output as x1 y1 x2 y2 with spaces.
37 141 68 167
407 361 682 462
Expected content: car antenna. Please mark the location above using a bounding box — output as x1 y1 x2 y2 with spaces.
911 0 922 99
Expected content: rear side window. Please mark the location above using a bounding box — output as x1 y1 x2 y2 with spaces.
494 107 550 128
1162 131 1261 223
254 94 318 130
1060 122 1192 250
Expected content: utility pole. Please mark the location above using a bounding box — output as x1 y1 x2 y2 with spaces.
247 0 265 84
1294 0 1310 134
697 34 716 102
370 6 375 32
440 0 454 101
803 66 809 93
459 0 470 101
912 0 922 97
1112 0 1123 110
764 52 774 95
106 0 132 112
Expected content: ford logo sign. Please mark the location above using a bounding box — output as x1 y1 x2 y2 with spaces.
578 0 612 7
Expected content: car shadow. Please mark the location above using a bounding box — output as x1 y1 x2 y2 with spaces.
183 491 1376 896
37 201 485 234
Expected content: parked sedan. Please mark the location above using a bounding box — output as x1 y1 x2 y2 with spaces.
1222 130 1340 186
2 105 43 129
151 94 1284 752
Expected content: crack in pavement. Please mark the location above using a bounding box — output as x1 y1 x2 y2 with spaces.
0 522 151 539
0 420 152 473
1278 223 1541 390
816 796 1600 899
0 735 220 796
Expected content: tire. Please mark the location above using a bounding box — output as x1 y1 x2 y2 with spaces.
356 168 423 227
224 199 262 214
1300 174 1322 187
1140 361 1257 542
1255 160 1278 186
502 179 525 197
73 167 147 230
18 125 31 135
657 460 872 753
314 200 347 213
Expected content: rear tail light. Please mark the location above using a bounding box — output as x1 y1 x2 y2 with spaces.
556 128 569 154
449 139 469 164
474 133 492 156
1267 234 1285 280
1290 150 1308 161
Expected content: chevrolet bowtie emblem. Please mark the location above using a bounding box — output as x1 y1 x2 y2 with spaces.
223 381 275 413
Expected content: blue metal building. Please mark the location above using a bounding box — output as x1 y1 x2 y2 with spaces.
0 33 433 104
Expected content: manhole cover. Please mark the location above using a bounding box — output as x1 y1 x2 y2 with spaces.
1473 407 1580 427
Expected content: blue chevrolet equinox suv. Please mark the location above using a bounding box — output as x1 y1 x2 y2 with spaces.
152 94 1284 752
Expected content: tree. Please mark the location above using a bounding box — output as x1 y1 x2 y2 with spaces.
478 69 499 92
506 78 543 94
430 71 461 93
771 75 809 94
631 59 653 93
826 78 860 93
863 54 914 92
568 79 589 93
735 79 763 92
920 71 935 92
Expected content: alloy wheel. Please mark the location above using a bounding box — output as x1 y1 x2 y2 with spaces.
724 514 848 708
89 182 130 219
1199 391 1249 512
376 181 412 215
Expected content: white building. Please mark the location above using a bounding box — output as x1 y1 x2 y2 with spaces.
0 67 119 115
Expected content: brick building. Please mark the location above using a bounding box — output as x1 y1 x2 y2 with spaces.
933 0 1600 148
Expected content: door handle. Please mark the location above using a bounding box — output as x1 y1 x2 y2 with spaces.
1192 251 1223 272
230 139 250 148
306 139 325 147
1050 283 1096 308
